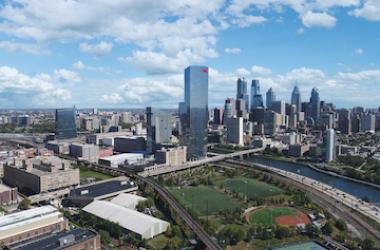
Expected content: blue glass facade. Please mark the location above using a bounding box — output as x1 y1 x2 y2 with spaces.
251 79 263 110
236 78 249 111
310 87 320 122
55 107 77 139
146 107 172 154
291 85 302 112
182 65 208 159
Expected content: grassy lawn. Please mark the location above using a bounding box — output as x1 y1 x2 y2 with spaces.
219 177 285 200
227 235 311 250
168 185 241 215
250 207 298 226
147 235 171 249
78 166 113 181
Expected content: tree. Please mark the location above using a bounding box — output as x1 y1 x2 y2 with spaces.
361 238 375 250
275 227 290 239
305 224 320 238
321 221 334 235
335 219 347 231
219 225 246 246
19 198 31 210
99 230 111 245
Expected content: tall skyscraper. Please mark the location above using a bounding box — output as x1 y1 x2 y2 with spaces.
55 107 77 139
291 86 302 113
272 100 286 116
146 107 172 154
325 129 336 162
236 78 249 111
266 88 275 109
223 98 236 123
213 108 223 125
310 88 320 122
251 80 264 110
182 65 209 159
226 117 244 146
361 113 376 132
337 109 351 135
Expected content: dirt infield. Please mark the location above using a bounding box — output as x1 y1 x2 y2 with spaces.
275 211 311 227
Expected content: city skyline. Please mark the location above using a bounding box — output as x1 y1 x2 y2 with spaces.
0 1 379 108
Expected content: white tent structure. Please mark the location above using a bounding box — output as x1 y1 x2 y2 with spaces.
83 200 169 239
110 193 146 210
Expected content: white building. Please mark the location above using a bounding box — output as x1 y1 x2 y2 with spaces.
155 146 187 166
226 117 244 146
110 193 146 210
83 200 169 239
69 143 99 163
98 153 144 168
325 129 336 162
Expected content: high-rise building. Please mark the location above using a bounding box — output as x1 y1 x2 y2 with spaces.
272 100 286 116
337 109 351 135
266 88 275 109
226 117 244 146
181 66 209 159
310 88 320 122
251 80 264 110
146 107 172 154
236 78 249 111
325 129 336 162
223 98 236 123
213 108 223 125
235 98 246 117
321 112 335 130
361 113 376 132
291 86 302 113
55 107 77 139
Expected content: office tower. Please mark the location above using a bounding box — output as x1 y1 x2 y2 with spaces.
251 80 264 110
360 113 376 132
291 86 302 112
178 102 186 116
182 65 208 159
289 104 298 129
310 88 320 122
337 109 351 135
223 98 236 123
146 107 172 154
321 112 335 130
236 78 249 111
235 98 246 117
272 100 286 116
213 108 223 125
55 107 77 139
351 114 361 133
325 129 336 162
266 88 275 109
264 110 280 135
226 117 244 146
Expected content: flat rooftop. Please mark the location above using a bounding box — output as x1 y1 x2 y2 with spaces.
0 183 13 192
7 228 97 250
69 178 136 198
99 153 143 161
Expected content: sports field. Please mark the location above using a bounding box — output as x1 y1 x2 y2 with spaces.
168 185 240 215
274 241 327 250
78 166 113 181
250 207 310 226
220 177 285 199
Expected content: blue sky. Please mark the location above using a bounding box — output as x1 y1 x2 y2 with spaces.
0 0 379 109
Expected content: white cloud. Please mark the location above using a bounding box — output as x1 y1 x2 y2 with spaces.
297 28 305 35
353 48 364 55
100 93 124 104
79 41 113 56
0 41 49 55
235 67 251 76
54 69 81 83
225 47 241 54
0 66 71 106
72 61 86 70
350 0 380 21
251 65 272 75
232 15 267 28
301 11 337 28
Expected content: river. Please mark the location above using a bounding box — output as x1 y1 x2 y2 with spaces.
250 157 380 206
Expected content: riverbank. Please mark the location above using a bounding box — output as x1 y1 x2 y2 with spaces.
257 154 380 190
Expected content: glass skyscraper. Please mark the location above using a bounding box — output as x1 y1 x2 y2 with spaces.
55 107 77 139
310 87 321 122
146 107 172 154
251 79 263 110
291 85 302 113
266 88 275 109
182 65 208 159
236 78 249 111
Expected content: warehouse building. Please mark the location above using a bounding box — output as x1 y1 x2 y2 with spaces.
6 228 101 250
0 205 69 245
98 153 144 168
83 200 169 239
110 193 146 210
3 156 79 195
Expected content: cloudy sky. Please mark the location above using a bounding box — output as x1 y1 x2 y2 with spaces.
0 0 379 109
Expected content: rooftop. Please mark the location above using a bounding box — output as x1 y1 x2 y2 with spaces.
8 228 97 250
99 153 144 161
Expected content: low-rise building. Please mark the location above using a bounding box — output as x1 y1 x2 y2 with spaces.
6 228 100 250
0 184 17 206
0 205 69 246
98 153 144 168
3 156 79 195
69 143 99 163
155 146 187 166
114 136 146 153
45 141 70 155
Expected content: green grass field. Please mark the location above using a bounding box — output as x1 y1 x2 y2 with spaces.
78 166 113 181
274 241 327 250
250 207 298 226
168 186 240 215
219 177 285 200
